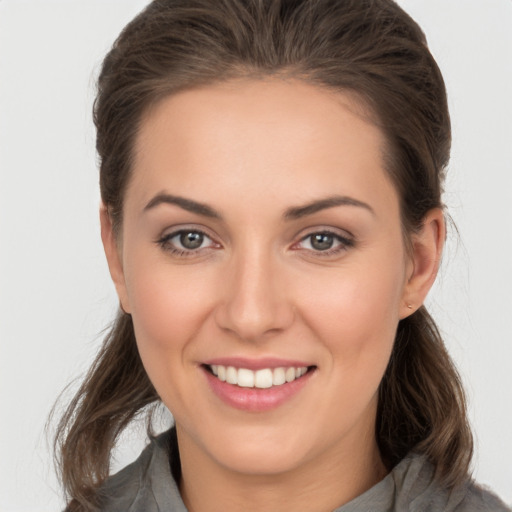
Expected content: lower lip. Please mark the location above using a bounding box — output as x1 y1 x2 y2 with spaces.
203 367 314 412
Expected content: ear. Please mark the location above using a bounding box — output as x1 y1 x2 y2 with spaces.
400 208 445 319
100 205 131 313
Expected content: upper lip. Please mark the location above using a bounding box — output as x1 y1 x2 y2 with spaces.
202 357 314 371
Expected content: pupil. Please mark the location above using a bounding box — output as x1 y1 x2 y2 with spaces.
180 232 203 249
311 233 333 251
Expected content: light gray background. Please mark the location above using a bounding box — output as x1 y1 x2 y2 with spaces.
1 1 511 510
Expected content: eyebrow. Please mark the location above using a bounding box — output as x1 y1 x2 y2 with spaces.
284 195 375 219
143 192 374 220
144 193 221 219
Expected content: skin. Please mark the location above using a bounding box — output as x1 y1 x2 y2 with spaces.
101 79 444 512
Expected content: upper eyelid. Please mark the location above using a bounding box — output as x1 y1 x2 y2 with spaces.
295 233 353 248
157 230 221 259
156 224 354 246
291 227 355 252
295 226 354 241
164 230 213 243
158 224 218 241
156 227 220 253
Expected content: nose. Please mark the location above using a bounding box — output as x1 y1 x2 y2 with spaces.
214 248 295 342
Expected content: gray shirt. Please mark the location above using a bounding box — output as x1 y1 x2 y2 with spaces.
98 430 510 511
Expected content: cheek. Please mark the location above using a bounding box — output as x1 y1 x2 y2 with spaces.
124 253 216 364
124 257 221 412
299 253 405 368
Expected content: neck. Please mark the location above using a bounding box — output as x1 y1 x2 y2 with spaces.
176 423 387 512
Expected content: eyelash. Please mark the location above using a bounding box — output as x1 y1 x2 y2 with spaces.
156 228 355 258
293 230 355 257
156 229 219 257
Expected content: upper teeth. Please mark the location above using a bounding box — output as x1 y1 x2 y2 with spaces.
210 365 308 388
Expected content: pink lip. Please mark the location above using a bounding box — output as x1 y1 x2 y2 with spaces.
203 357 312 371
201 364 315 412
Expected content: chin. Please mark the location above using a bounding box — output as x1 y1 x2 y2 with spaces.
212 441 308 476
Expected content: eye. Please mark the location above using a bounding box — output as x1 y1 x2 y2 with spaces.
307 233 336 251
157 228 219 256
178 231 205 249
294 230 354 255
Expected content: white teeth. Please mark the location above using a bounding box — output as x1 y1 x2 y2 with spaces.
272 367 286 386
209 365 309 388
226 366 237 385
254 369 273 388
285 367 296 383
237 368 254 388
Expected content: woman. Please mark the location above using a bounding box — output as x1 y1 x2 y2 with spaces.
54 0 510 511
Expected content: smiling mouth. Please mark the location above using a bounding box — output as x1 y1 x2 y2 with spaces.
204 364 315 389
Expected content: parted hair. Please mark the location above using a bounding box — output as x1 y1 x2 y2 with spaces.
54 1 473 510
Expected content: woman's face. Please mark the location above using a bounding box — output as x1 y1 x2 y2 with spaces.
106 79 420 477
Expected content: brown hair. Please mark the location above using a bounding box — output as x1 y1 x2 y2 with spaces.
54 0 473 509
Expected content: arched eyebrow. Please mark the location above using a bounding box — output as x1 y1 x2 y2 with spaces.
144 193 221 219
143 193 374 220
284 195 375 219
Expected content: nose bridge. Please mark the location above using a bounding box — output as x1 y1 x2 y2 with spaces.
216 240 293 341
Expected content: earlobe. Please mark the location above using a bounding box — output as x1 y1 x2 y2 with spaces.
99 205 131 314
400 208 445 319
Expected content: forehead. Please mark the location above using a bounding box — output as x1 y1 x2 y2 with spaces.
128 79 398 218
135 78 380 161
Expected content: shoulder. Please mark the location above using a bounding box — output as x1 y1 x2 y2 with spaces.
96 434 161 512
455 482 512 512
96 429 186 512
393 453 511 512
